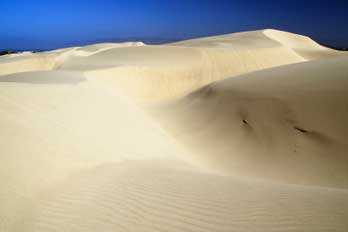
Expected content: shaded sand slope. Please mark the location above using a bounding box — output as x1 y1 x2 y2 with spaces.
150 55 348 188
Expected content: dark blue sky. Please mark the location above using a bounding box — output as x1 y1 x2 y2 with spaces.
1 0 347 50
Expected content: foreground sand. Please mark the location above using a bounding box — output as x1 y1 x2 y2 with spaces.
0 29 348 231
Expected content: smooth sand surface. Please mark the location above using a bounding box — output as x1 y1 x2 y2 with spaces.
0 29 348 231
151 56 348 188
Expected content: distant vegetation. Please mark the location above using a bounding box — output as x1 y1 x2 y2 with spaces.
0 51 17 56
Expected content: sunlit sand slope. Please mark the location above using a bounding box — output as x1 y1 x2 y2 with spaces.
0 53 57 76
0 70 181 231
17 162 348 232
0 42 144 76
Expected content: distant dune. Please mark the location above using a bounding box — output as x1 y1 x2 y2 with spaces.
0 29 347 232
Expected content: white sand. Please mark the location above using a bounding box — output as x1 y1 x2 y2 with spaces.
0 29 348 231
151 56 348 188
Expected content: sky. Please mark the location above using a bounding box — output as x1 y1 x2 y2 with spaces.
0 0 347 50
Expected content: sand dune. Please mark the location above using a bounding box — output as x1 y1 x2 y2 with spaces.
0 29 315 103
0 53 57 76
0 29 348 231
18 162 348 232
150 55 348 188
69 30 309 104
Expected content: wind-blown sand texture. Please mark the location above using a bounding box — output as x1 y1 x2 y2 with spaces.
0 29 348 232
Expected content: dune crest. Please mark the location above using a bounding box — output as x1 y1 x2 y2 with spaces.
263 29 345 59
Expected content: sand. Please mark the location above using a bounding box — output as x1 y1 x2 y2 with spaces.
0 29 348 231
